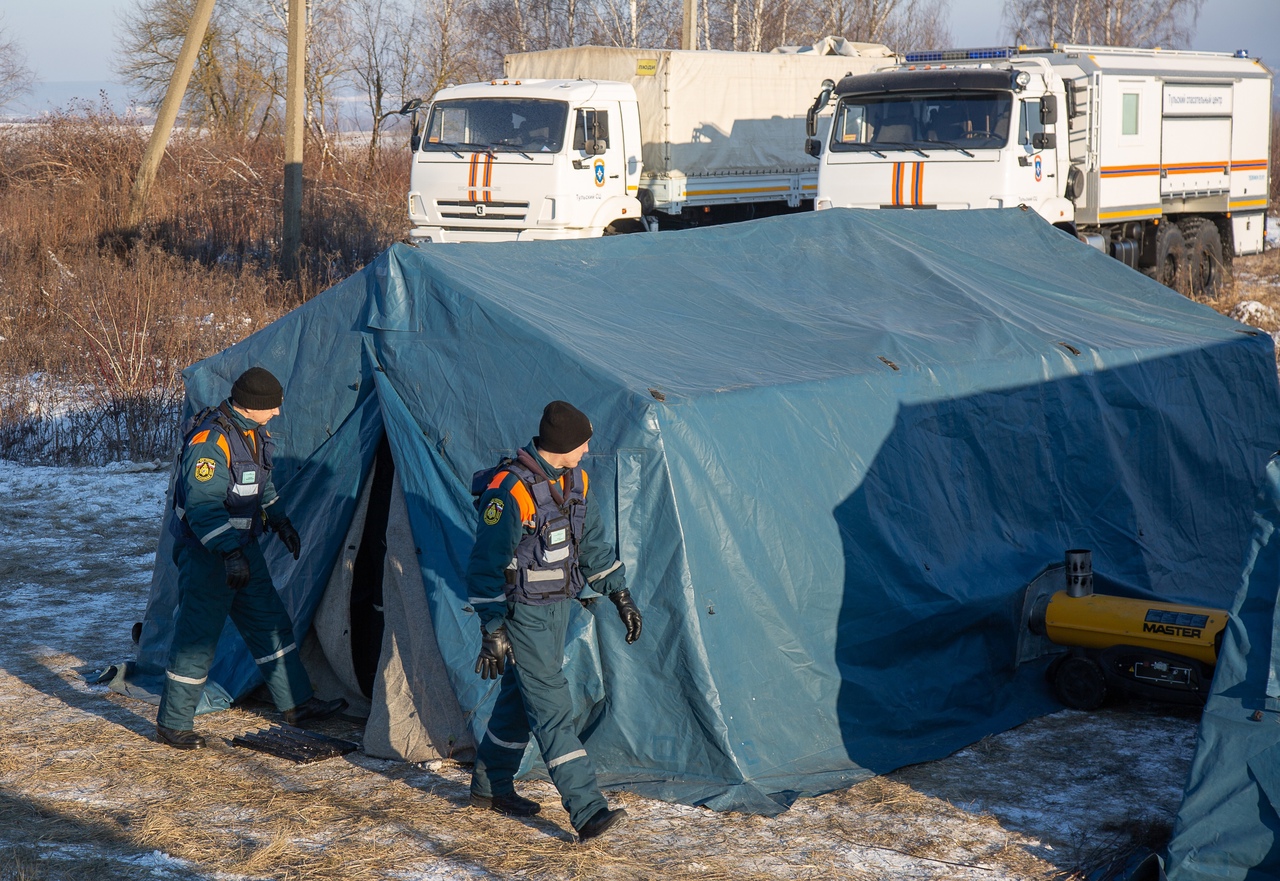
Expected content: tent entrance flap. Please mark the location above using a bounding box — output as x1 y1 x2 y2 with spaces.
303 432 475 761
350 434 394 697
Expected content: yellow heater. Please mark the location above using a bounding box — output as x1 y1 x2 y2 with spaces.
1036 592 1226 667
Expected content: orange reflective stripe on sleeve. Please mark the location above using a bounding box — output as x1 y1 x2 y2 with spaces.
487 471 536 523
188 429 231 464
581 469 588 497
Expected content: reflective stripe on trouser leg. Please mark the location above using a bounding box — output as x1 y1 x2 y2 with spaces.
471 661 533 800
227 541 311 713
506 600 608 830
158 542 238 730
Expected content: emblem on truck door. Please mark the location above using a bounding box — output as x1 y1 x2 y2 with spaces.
1034 155 1042 182
594 159 606 187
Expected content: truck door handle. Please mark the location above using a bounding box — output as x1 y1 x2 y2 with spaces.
609 174 619 179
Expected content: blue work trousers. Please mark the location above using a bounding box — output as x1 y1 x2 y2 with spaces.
157 540 311 730
472 599 608 830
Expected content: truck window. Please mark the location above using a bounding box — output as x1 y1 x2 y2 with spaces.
831 91 1013 151
573 109 610 151
1018 99 1046 147
422 98 568 153
835 103 867 143
1121 93 1140 135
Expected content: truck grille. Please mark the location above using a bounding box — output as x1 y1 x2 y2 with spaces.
436 200 529 222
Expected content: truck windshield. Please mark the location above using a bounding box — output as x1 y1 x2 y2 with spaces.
831 91 1012 151
422 98 569 153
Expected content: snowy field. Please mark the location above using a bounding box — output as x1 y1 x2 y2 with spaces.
0 459 1199 880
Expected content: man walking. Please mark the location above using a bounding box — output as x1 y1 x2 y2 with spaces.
156 367 345 749
467 400 643 842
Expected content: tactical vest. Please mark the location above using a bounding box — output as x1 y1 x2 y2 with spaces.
170 403 275 548
495 451 588 605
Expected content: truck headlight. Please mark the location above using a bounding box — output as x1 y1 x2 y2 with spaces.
1013 71 1031 90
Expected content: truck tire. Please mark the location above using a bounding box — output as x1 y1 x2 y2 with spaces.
1144 222 1186 293
1179 217 1228 300
603 219 646 235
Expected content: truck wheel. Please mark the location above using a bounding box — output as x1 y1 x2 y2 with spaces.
1180 217 1228 300
1051 655 1108 710
1146 223 1187 293
604 219 646 235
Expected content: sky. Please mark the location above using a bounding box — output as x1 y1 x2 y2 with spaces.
1 0 1278 85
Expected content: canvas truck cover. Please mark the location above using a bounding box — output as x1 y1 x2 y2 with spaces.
503 46 894 178
128 209 1280 818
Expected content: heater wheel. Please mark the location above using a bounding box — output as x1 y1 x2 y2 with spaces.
1052 655 1108 710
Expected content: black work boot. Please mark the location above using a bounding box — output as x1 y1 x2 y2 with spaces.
283 696 348 726
469 790 542 817
576 806 627 842
156 725 206 750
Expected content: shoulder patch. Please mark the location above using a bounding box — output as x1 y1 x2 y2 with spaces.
194 457 217 482
482 498 504 526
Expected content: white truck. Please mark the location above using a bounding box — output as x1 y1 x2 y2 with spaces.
406 42 896 243
804 45 1273 296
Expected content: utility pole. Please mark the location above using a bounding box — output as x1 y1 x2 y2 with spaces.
125 0 307 282
681 0 697 50
280 0 307 279
125 0 217 231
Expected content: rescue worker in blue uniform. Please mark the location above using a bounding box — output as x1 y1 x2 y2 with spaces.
156 367 346 749
467 401 643 842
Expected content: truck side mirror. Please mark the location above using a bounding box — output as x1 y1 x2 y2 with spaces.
587 139 608 156
804 137 823 158
1040 95 1059 125
806 79 836 138
1032 132 1056 150
398 98 423 151
1063 80 1081 120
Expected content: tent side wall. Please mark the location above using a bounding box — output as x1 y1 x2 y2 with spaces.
1167 456 1280 880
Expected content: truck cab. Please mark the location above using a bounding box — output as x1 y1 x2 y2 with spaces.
809 46 1273 297
811 53 1072 224
407 79 644 243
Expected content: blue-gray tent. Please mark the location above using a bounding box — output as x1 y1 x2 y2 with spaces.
1166 452 1280 880
124 208 1280 820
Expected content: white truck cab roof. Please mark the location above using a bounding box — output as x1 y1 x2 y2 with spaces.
431 78 638 104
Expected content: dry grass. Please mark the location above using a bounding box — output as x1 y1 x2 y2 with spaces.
0 650 1067 881
0 109 409 465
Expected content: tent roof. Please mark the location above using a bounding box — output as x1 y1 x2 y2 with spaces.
399 209 1249 397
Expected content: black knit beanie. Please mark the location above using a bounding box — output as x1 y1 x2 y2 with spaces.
231 367 284 410
536 401 593 454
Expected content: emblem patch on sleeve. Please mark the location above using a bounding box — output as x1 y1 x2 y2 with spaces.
194 458 217 482
482 498 504 526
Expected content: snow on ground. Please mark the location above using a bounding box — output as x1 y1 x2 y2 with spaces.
0 460 1197 880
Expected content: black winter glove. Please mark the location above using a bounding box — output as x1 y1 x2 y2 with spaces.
610 590 643 644
274 518 301 560
223 549 251 590
475 625 514 680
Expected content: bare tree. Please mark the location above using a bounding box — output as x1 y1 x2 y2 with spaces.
348 0 461 160
583 0 681 48
1004 0 1207 48
117 0 280 134
698 0 949 53
0 16 34 109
